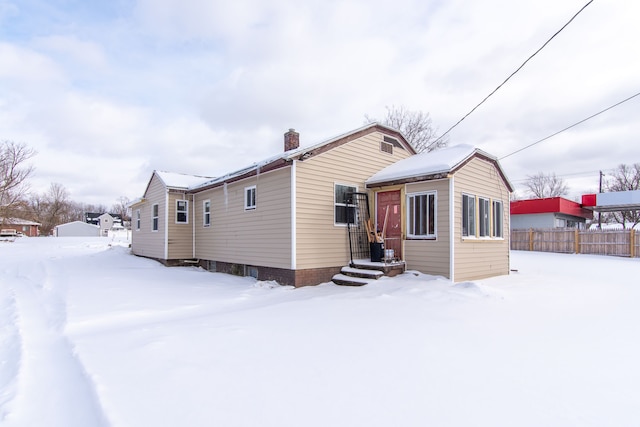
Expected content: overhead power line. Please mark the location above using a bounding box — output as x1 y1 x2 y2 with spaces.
499 91 640 160
427 0 595 150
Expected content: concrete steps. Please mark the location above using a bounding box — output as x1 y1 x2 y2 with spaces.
331 260 405 286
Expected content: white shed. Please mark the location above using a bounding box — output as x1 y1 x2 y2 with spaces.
55 221 101 237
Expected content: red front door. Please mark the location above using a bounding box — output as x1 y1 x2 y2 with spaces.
376 190 402 259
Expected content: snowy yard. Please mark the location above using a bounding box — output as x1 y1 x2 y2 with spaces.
1 236 639 427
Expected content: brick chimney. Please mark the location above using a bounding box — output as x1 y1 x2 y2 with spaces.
284 128 299 151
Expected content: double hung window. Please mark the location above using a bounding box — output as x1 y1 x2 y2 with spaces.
335 184 357 225
152 204 159 231
176 200 188 223
203 200 211 226
244 186 256 210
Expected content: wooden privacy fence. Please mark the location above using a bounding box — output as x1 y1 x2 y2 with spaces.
511 228 639 258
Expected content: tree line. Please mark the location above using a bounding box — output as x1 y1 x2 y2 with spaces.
521 166 640 228
1 140 130 235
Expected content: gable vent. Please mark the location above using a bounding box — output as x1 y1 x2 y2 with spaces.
380 141 393 154
383 136 403 149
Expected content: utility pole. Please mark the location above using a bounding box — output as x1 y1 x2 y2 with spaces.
598 171 604 229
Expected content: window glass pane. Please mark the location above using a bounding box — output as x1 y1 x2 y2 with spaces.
408 193 436 237
493 200 503 238
428 194 435 235
335 184 356 224
408 196 415 235
177 200 188 223
463 195 475 237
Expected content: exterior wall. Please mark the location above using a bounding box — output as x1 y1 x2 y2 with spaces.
453 157 511 282
193 167 292 270
55 221 100 237
511 213 586 229
511 213 555 229
166 190 195 259
1 223 40 237
131 174 167 259
295 131 413 270
402 179 451 278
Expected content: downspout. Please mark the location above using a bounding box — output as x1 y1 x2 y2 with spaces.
291 160 297 270
192 194 196 259
164 191 169 260
449 175 455 282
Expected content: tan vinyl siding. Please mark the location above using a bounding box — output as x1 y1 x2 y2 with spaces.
453 157 511 282
131 174 167 259
296 131 412 269
167 192 195 259
193 167 292 269
403 179 451 278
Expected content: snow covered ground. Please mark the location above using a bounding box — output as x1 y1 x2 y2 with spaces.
1 235 639 427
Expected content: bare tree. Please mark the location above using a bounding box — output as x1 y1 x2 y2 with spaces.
0 141 36 222
524 172 569 198
28 183 73 235
603 163 640 228
365 105 448 153
112 196 131 222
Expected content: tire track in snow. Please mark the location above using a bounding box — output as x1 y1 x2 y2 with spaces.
0 280 22 423
2 261 111 427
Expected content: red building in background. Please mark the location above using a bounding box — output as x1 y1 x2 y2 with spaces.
510 197 593 229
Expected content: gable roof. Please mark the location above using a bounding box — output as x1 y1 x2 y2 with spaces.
0 217 41 226
366 144 514 191
191 122 415 192
132 123 414 199
155 171 214 190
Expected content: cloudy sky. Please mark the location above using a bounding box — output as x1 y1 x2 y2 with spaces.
1 0 638 206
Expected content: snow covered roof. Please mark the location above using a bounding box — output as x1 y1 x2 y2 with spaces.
155 171 213 190
136 123 413 195
191 122 413 191
0 217 41 226
366 144 481 186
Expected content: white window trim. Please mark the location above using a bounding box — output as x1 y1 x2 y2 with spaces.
478 196 491 238
334 183 358 227
203 199 211 227
135 209 141 231
152 203 159 232
492 199 504 239
244 185 256 210
462 194 505 240
462 194 475 239
406 191 437 239
176 199 189 224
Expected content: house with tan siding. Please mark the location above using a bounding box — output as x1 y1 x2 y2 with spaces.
131 123 512 286
366 144 513 282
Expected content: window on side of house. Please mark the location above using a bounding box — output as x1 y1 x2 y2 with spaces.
492 200 503 238
462 194 475 237
152 204 159 231
203 200 211 227
407 191 436 238
176 200 188 224
135 209 141 231
244 186 256 210
478 197 490 237
334 183 357 225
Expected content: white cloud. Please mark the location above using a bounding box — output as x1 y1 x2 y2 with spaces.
2 0 640 206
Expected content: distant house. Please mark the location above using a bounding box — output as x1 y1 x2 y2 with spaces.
55 221 101 237
131 123 513 286
0 217 41 237
510 197 593 230
86 212 123 236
